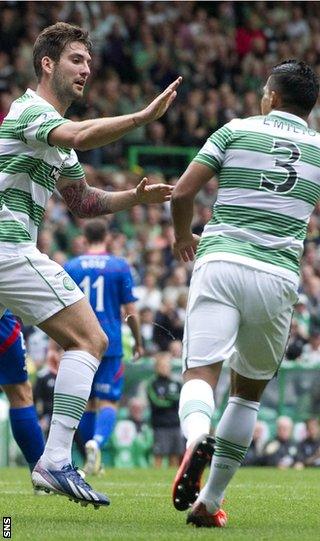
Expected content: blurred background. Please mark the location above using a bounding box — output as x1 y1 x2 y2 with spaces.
1 0 320 470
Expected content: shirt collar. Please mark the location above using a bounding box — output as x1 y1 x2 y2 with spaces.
267 110 308 128
26 88 54 109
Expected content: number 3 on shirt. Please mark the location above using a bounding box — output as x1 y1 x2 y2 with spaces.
260 139 301 194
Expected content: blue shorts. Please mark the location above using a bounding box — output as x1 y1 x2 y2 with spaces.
90 356 124 401
0 333 28 385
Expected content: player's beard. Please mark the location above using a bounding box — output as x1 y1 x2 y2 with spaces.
51 64 83 107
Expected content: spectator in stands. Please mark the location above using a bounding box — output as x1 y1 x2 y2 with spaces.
140 307 157 355
294 294 311 340
304 274 320 329
263 416 298 468
168 339 182 358
147 121 167 146
146 352 184 467
301 330 320 364
167 339 183 375
285 319 306 361
235 14 266 59
286 5 311 44
25 327 49 371
153 298 184 351
163 265 189 304
110 396 153 468
33 340 61 437
134 270 162 312
295 418 320 468
310 378 320 415
119 205 146 241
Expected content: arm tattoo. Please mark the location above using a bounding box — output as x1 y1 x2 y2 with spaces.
59 178 114 217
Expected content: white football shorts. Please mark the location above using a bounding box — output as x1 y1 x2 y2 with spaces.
182 260 298 380
0 244 84 325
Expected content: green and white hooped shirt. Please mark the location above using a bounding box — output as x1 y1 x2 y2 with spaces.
0 89 84 249
194 111 320 283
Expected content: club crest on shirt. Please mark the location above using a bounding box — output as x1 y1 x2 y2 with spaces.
63 276 76 291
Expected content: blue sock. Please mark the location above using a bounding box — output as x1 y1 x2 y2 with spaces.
94 407 117 449
78 411 96 444
9 406 45 471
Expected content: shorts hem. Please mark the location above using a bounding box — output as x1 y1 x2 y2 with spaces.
32 294 84 326
229 362 276 381
182 356 229 373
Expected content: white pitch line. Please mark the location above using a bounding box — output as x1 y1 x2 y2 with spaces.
1 490 167 498
1 490 33 495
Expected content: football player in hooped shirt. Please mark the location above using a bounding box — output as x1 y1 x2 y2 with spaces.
0 311 44 472
0 21 180 506
65 218 143 474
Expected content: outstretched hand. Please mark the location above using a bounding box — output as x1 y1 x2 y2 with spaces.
136 177 174 204
140 76 182 123
172 233 201 262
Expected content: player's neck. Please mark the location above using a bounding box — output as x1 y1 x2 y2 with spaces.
86 243 108 254
271 107 309 123
36 82 70 116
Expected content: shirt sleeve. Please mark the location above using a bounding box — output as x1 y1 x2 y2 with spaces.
60 149 85 181
16 105 69 148
193 121 236 173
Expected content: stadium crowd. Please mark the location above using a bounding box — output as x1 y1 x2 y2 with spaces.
2 0 320 466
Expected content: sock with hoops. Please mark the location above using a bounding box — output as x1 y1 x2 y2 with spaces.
41 350 99 470
199 396 260 512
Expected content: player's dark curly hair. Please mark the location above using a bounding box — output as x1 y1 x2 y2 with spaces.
270 59 319 116
33 22 92 81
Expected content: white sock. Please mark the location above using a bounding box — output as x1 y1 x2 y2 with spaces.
199 396 260 512
41 350 99 470
179 379 214 447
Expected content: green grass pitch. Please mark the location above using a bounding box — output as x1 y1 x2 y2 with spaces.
1 467 320 541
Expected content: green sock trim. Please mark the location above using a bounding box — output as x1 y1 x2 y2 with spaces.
53 393 87 421
54 393 87 407
215 436 248 463
180 400 212 421
216 436 247 451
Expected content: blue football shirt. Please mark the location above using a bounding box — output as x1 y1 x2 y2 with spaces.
64 253 137 357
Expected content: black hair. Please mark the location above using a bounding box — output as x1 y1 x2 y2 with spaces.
83 219 107 244
270 59 319 116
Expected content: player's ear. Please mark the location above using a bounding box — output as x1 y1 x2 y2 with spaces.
270 90 280 109
41 56 55 76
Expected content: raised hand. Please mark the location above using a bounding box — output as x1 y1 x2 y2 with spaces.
136 177 174 204
139 77 182 124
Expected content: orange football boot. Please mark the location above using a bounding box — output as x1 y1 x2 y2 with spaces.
172 434 215 511
187 501 227 528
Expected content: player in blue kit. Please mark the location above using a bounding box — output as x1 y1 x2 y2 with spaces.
0 310 44 472
64 218 143 474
